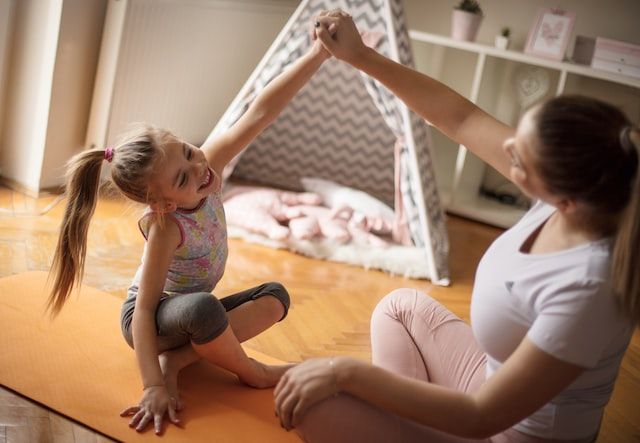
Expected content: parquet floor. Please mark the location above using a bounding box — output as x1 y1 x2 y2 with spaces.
0 186 638 442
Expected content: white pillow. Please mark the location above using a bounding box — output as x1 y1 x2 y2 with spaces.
300 177 395 221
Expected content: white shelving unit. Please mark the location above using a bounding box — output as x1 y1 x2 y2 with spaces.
409 29 640 228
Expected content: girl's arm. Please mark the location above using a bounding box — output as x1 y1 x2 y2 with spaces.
276 338 583 437
201 41 330 177
126 218 182 434
315 14 515 179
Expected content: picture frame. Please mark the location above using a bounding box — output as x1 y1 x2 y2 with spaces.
524 8 576 61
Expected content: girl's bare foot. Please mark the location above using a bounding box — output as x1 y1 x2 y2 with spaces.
240 358 295 388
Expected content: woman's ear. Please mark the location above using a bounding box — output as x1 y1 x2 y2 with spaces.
511 167 528 189
150 199 177 214
555 197 578 214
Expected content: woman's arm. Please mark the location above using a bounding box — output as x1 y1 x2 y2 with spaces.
315 13 515 179
201 41 330 177
342 338 583 437
276 338 583 437
126 219 182 434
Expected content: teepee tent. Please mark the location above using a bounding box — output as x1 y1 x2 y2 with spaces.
214 0 450 285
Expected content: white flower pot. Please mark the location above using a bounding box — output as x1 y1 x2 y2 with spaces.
451 9 483 42
494 35 510 50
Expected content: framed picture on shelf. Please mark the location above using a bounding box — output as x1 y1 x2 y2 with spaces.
524 8 575 61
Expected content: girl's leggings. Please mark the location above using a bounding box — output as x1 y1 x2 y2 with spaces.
120 282 290 352
297 288 594 443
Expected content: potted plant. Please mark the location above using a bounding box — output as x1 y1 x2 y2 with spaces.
495 26 511 49
451 0 483 42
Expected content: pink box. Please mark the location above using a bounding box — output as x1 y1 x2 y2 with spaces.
592 37 640 67
591 37 640 78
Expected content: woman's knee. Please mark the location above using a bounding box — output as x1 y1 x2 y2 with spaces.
372 288 461 337
373 288 425 319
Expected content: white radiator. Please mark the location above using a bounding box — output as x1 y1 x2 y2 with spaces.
86 0 296 149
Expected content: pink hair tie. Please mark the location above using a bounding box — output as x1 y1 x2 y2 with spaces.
104 147 115 163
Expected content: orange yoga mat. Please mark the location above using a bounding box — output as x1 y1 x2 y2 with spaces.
0 272 300 442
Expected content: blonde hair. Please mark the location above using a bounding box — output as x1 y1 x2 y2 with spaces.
47 124 171 315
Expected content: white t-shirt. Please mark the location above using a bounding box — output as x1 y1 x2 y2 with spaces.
471 200 633 440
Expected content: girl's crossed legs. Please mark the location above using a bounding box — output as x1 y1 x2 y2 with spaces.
121 282 291 407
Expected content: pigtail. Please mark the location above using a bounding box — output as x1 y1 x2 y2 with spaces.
47 148 106 315
611 127 640 326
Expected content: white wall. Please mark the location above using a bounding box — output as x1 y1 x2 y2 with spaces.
0 0 16 153
39 0 107 189
89 0 299 150
0 0 63 192
0 0 297 192
404 0 640 51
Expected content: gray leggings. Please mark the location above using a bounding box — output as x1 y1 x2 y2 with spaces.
120 282 290 352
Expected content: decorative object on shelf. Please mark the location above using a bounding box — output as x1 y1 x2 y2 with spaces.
494 27 511 50
572 35 596 65
451 0 483 42
524 8 575 61
591 37 640 79
514 66 550 109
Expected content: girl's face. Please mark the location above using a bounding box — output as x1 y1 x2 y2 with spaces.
150 137 220 212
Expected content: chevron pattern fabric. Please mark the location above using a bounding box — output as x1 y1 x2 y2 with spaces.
220 0 450 282
232 60 397 206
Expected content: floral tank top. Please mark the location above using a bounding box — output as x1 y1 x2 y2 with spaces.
131 190 228 295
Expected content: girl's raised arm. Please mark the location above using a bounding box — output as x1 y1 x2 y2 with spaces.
201 41 330 177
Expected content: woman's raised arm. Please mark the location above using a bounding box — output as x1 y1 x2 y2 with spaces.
315 12 515 179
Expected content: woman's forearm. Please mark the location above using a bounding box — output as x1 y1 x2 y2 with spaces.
350 47 476 140
337 358 484 438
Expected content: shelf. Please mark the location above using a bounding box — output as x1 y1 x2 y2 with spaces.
409 30 640 89
447 194 527 228
438 190 526 228
410 29 640 229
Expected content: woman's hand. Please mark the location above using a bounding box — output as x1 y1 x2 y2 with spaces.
120 385 180 435
274 357 347 430
313 10 368 65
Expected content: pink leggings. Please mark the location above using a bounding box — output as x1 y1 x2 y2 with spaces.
297 289 585 443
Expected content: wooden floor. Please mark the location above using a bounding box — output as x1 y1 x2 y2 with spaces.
0 186 638 442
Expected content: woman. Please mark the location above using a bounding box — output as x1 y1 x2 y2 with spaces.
274 10 639 443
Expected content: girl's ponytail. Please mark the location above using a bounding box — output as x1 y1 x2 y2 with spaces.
47 148 109 315
611 127 640 326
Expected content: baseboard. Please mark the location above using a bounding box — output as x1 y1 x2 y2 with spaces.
0 175 63 197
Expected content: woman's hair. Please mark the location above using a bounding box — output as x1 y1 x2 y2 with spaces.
47 124 171 315
533 95 640 325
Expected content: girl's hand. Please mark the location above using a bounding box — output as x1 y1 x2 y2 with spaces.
120 385 181 435
313 10 367 64
274 357 345 430
310 39 332 62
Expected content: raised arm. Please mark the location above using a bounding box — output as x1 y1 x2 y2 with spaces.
202 41 330 177
315 12 515 179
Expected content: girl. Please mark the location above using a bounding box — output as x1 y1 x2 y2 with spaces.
48 39 330 435
274 11 639 442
